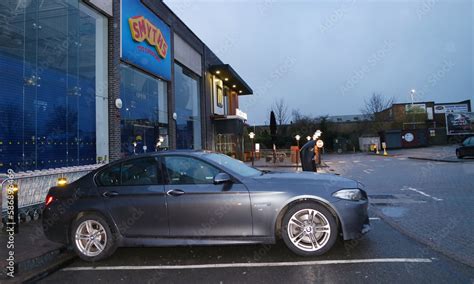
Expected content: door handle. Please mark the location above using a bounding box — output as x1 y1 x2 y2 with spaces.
166 189 185 197
102 191 119 198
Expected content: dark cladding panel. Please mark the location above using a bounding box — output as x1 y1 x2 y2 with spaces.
214 119 244 136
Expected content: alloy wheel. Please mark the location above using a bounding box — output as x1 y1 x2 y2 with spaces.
75 220 107 257
287 208 331 252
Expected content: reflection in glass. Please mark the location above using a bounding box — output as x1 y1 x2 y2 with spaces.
120 64 169 156
174 63 201 149
0 1 107 172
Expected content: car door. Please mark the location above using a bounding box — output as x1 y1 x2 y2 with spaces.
96 156 168 237
163 155 252 237
466 137 474 156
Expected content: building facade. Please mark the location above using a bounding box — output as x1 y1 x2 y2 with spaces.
0 0 252 173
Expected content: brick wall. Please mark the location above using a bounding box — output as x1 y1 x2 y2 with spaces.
108 0 121 161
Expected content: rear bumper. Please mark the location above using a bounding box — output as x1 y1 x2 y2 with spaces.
333 198 370 240
42 202 71 244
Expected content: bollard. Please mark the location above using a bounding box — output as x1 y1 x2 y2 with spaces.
376 145 380 155
383 148 388 156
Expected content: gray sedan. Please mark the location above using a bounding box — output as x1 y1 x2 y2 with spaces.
43 151 370 261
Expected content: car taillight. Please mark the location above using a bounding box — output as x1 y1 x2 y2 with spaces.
45 194 55 206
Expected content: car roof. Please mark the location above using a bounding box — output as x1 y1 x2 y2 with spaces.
109 150 213 164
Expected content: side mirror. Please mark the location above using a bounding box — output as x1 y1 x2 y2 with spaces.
214 173 231 184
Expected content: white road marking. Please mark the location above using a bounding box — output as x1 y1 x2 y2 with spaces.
363 169 375 174
338 161 346 164
62 258 433 271
401 187 443 201
369 217 381 221
353 160 360 163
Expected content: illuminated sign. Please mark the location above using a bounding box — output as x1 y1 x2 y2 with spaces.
121 0 171 80
236 108 248 120
128 16 168 60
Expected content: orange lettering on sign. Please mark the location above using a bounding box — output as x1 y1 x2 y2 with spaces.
128 15 168 59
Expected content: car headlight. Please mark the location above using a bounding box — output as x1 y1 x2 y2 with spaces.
333 189 363 201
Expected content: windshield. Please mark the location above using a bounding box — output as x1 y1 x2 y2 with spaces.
204 153 261 177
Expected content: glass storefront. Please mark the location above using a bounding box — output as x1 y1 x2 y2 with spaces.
174 63 201 149
120 64 169 156
0 1 107 172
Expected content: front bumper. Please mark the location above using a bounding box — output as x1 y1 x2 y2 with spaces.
333 198 370 240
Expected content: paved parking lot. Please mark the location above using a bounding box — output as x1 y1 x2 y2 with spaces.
324 151 474 267
36 149 474 283
39 219 474 283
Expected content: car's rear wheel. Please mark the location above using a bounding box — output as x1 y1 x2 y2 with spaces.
281 202 338 256
456 150 463 159
71 213 117 261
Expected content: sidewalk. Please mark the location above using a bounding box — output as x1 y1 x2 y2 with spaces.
0 219 75 282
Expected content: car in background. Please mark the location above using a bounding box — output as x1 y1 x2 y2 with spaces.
456 136 474 158
42 151 370 261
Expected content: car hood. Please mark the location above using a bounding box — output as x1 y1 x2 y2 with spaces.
252 171 358 189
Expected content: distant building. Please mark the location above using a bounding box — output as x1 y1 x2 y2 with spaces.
325 114 371 123
376 99 472 147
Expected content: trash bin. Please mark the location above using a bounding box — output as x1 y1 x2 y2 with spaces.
300 140 316 172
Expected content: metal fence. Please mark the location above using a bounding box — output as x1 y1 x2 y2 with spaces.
1 164 102 223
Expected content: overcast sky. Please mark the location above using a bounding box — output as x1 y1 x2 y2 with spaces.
165 0 473 125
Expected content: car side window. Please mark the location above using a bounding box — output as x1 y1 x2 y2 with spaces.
121 158 159 185
164 156 220 185
467 137 474 145
97 164 121 186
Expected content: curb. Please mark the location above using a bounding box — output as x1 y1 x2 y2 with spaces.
370 205 474 269
1 247 76 283
407 156 471 163
22 251 76 283
367 153 399 158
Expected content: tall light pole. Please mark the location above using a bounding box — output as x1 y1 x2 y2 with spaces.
410 89 416 105
295 135 301 170
249 132 255 167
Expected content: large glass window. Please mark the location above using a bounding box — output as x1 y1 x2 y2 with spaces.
174 63 201 149
0 1 107 172
120 64 169 156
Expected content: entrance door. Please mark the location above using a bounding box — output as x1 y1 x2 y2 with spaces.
162 155 252 237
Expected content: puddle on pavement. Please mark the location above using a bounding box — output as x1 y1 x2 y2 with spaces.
379 206 408 218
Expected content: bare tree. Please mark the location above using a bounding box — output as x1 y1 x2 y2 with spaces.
361 93 395 118
272 98 289 125
361 93 395 133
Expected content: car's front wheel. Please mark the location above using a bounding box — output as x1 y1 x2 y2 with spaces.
71 213 117 261
282 202 338 256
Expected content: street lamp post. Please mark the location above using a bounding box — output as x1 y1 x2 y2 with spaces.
132 141 137 155
249 132 255 167
156 136 164 151
295 135 301 170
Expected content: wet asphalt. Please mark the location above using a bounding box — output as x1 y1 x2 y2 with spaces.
39 154 474 283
